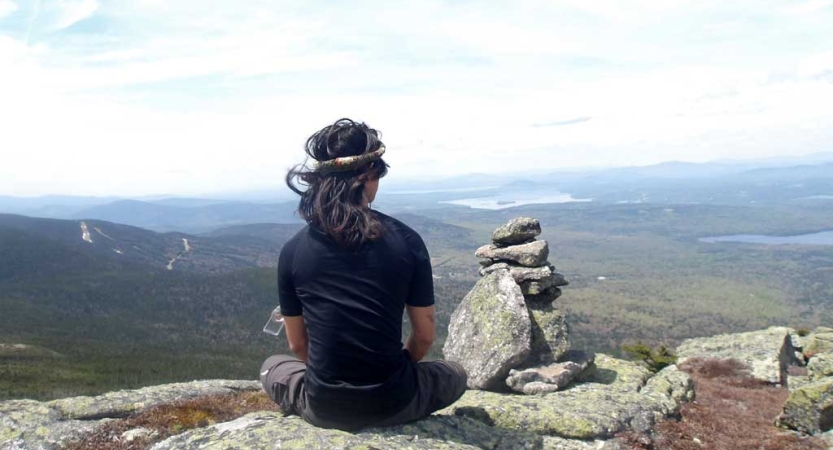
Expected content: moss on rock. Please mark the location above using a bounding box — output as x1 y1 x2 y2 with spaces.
150 413 544 450
778 377 833 434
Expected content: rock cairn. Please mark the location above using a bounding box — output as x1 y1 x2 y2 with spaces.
443 217 595 394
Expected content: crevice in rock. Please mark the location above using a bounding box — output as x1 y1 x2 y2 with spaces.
820 404 833 433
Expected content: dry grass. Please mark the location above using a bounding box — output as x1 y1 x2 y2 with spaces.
63 391 279 450
619 357 827 450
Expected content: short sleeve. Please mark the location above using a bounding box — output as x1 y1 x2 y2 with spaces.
277 237 303 317
406 232 435 307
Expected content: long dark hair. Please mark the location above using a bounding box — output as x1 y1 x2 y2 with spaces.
286 118 389 250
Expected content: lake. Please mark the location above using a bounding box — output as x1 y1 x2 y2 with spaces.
441 192 592 210
699 230 833 246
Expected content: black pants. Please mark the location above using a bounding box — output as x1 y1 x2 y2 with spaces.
259 355 468 430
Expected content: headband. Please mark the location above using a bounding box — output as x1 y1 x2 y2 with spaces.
312 146 386 173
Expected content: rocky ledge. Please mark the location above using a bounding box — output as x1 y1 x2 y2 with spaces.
2 352 691 449
1 380 261 450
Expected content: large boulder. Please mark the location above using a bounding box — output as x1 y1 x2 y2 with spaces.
491 217 541 247
676 326 794 384
443 270 533 390
476 240 549 268
526 302 571 365
777 377 833 435
442 355 694 439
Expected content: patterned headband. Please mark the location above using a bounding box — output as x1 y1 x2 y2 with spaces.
312 146 386 173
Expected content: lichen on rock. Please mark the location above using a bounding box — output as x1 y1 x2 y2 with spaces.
443 270 533 390
525 303 570 365
441 354 692 440
149 413 544 450
48 379 261 420
809 354 833 381
804 328 833 358
777 377 833 435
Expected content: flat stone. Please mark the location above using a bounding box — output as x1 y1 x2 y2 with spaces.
526 288 563 305
520 276 567 296
491 217 541 247
47 379 260 420
442 356 694 440
777 377 833 435
526 303 571 365
507 351 595 395
676 326 795 385
809 354 833 381
475 240 549 268
480 263 568 297
150 413 544 450
443 270 532 390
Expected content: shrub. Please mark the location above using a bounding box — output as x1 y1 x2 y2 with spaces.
621 342 677 373
617 357 827 450
63 391 279 450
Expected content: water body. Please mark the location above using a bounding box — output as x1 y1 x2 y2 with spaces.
699 230 833 246
441 192 592 210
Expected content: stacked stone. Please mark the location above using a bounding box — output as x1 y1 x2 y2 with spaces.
476 217 567 304
444 217 595 395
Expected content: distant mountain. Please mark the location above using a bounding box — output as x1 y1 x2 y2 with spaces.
71 200 302 233
204 213 478 252
0 213 283 278
0 195 120 219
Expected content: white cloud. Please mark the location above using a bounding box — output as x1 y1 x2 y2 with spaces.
0 0 17 19
0 0 832 196
35 0 98 31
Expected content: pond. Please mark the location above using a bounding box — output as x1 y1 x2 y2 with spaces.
699 230 833 246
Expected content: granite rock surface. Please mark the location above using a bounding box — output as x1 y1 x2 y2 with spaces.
443 270 533 390
676 326 794 384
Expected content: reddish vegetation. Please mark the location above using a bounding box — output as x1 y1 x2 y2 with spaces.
63 391 279 450
620 358 827 450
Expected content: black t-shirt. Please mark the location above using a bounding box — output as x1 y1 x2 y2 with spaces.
277 211 434 424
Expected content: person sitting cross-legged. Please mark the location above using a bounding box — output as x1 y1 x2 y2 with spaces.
259 118 468 431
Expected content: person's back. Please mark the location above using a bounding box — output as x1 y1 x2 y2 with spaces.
259 118 467 431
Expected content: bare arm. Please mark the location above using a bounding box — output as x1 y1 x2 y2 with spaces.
405 305 436 362
284 315 309 363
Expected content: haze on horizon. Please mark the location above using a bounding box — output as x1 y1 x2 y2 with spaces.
1 0 832 197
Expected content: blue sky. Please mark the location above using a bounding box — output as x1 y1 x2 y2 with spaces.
1 0 832 196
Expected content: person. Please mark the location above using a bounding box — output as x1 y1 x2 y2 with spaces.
259 118 468 431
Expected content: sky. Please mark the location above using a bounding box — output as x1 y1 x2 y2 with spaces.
1 0 832 197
